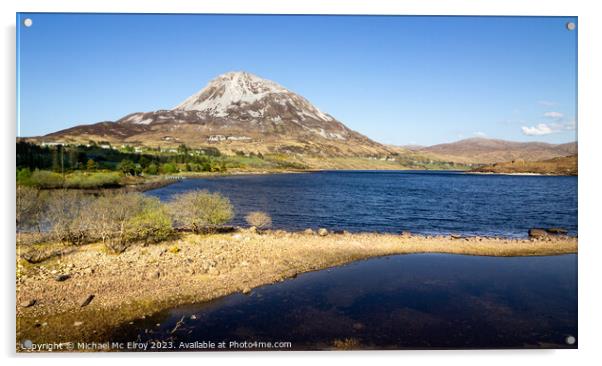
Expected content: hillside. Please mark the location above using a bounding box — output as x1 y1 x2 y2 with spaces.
39 71 391 160
415 137 577 164
471 154 577 175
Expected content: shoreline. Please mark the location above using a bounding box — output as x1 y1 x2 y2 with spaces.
16 230 577 348
464 171 576 177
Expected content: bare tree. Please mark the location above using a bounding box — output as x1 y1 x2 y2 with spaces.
45 190 93 245
16 186 46 232
245 211 272 230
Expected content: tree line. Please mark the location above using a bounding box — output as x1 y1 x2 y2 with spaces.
16 141 226 176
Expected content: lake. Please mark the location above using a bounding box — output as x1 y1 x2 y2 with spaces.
146 171 578 237
111 254 578 350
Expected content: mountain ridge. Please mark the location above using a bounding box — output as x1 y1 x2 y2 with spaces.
412 137 577 164
31 72 577 167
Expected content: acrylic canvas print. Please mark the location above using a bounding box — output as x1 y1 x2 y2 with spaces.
16 13 577 352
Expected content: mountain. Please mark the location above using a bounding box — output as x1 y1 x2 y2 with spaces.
415 137 577 164
41 71 389 158
471 154 577 176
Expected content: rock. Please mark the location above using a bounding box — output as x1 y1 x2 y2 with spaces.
190 315 197 320
80 294 95 307
248 226 257 234
304 228 315 235
400 231 412 238
20 249 64 264
148 271 161 279
83 268 95 275
20 299 37 308
352 322 365 330
55 274 71 282
450 234 462 239
528 228 549 238
318 228 329 236
242 287 252 295
546 227 568 235
73 321 83 327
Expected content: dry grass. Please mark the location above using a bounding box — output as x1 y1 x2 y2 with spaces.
16 230 577 345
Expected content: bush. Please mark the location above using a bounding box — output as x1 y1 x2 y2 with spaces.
16 168 33 186
245 211 272 230
16 186 46 232
64 171 122 189
30 170 64 188
168 190 234 233
45 190 94 245
144 163 159 175
86 193 169 253
160 162 178 174
124 204 174 245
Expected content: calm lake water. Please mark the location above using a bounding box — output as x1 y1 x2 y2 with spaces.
147 171 577 237
112 254 578 350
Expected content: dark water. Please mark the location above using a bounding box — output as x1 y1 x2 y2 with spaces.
112 254 577 350
146 171 577 237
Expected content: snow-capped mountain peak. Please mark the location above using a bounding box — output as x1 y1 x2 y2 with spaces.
174 71 287 112
173 71 334 122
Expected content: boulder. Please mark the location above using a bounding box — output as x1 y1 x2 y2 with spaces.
318 228 329 236
546 227 568 235
303 228 315 235
80 294 95 307
54 274 71 282
528 228 549 238
20 299 37 308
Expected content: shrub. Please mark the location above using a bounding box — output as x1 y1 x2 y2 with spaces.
30 170 64 188
124 204 174 245
245 211 272 230
168 190 234 233
160 162 178 174
144 163 159 175
45 190 94 245
16 168 33 186
87 192 169 253
16 186 46 232
64 171 122 189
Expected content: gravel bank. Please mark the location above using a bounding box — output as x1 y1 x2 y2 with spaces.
16 230 577 346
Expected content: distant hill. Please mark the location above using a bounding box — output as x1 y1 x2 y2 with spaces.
415 137 577 164
471 154 577 176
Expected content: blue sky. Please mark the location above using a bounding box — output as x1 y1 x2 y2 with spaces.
17 14 577 146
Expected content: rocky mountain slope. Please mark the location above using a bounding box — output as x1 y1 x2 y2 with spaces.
41 71 390 158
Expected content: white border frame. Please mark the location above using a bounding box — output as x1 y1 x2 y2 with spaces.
2 1 601 365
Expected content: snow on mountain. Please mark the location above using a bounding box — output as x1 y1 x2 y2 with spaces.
172 71 334 122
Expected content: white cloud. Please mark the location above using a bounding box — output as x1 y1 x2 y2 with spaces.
544 111 564 119
521 120 576 136
474 131 487 137
522 123 554 136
